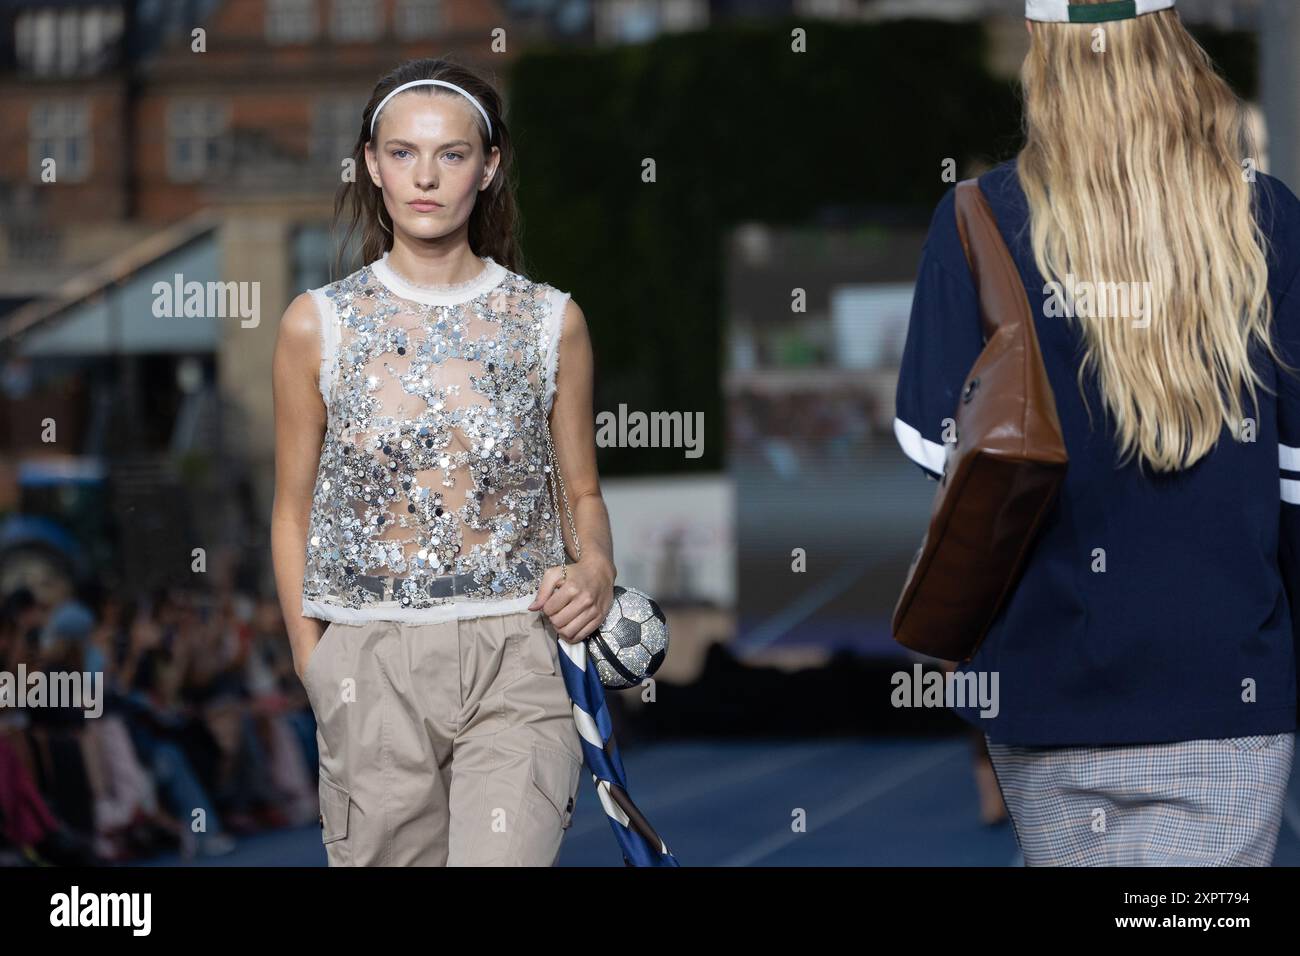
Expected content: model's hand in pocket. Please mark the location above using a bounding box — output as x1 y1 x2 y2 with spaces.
528 559 615 643
293 622 329 683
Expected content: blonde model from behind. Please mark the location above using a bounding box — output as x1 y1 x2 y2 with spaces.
894 0 1299 865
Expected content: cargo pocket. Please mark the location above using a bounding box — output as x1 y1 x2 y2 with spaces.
506 743 583 866
318 772 352 847
529 743 582 830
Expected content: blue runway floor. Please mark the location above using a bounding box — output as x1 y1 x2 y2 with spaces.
135 735 1300 866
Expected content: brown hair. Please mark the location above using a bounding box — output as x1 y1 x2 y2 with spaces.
331 57 524 278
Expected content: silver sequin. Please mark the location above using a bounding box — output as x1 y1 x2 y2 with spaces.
302 261 564 610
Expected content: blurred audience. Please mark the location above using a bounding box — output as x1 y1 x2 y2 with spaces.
0 580 319 866
728 389 881 476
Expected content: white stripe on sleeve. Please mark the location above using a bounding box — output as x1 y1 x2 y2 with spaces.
1280 442 1300 473
894 417 946 478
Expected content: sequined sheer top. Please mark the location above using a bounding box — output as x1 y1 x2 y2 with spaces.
300 250 572 624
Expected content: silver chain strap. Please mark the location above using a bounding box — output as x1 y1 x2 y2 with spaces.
540 406 582 567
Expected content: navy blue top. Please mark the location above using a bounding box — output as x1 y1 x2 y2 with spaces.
894 158 1300 746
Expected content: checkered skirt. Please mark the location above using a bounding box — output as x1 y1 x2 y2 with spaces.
985 733 1296 866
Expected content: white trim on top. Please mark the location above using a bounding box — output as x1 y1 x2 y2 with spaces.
301 591 538 624
541 286 570 417
893 416 946 478
308 287 338 407
369 251 507 306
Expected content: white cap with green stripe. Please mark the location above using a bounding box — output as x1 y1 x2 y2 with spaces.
1026 0 1175 22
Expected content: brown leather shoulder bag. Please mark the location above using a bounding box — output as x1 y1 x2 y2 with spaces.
891 178 1069 663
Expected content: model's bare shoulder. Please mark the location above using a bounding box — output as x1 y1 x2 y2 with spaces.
275 292 324 380
279 292 324 348
559 294 589 343
551 294 594 404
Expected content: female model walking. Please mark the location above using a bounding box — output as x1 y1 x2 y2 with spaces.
270 58 617 866
895 0 1298 865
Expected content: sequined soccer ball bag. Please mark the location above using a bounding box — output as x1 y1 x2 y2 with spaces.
586 584 669 689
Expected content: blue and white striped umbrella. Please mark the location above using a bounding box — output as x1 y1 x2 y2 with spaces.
555 636 679 866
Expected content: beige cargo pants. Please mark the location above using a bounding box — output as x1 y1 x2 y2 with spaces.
300 608 585 866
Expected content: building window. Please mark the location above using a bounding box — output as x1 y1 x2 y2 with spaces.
311 96 366 170
267 0 318 44
29 101 92 182
661 0 709 31
14 7 123 76
331 0 380 41
17 10 57 75
57 9 80 74
167 101 230 182
395 0 442 39
294 223 334 292
595 0 709 44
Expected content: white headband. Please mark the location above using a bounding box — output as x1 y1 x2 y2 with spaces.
1026 0 1174 22
369 78 493 142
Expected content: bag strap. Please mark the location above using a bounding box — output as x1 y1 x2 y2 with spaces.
954 178 1035 342
540 407 582 563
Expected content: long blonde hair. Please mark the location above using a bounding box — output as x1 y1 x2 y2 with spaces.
1018 1 1288 474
